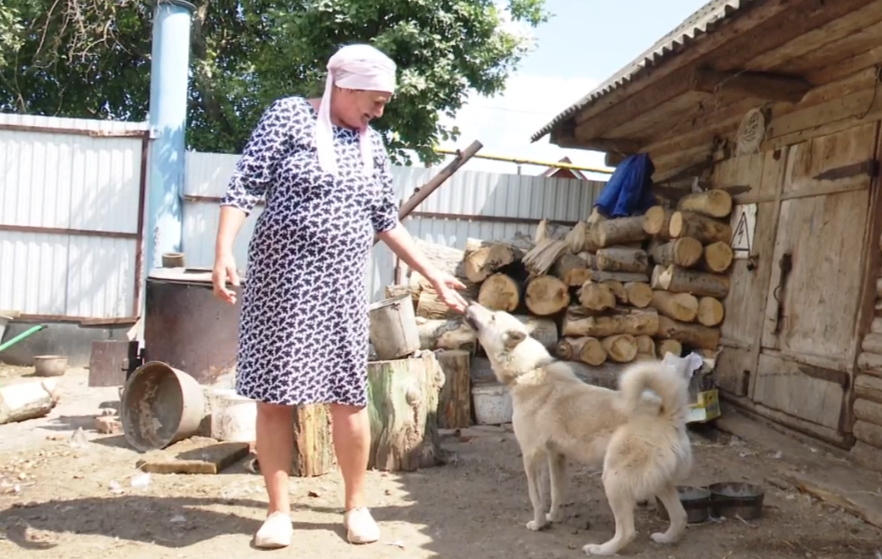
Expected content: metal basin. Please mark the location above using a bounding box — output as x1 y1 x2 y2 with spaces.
656 485 712 524
709 481 765 520
120 361 206 452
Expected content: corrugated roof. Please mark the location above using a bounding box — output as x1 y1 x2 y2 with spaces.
530 0 757 143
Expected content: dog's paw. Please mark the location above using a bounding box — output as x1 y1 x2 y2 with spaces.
546 509 564 523
650 531 677 544
582 543 615 556
526 519 547 531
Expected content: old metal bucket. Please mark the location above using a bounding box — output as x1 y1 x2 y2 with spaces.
120 360 206 452
368 293 420 360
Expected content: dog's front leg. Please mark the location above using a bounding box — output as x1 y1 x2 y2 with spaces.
546 452 567 523
523 450 547 531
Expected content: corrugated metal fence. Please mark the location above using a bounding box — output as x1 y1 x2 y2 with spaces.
183 151 606 302
0 113 150 320
0 111 607 319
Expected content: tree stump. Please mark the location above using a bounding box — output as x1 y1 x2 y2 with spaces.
437 349 472 429
291 403 336 477
366 352 445 472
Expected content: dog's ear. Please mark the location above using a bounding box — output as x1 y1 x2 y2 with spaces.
504 330 527 349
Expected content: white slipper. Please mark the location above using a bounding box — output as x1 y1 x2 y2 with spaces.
253 511 293 549
344 507 380 544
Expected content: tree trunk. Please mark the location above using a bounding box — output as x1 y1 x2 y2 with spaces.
555 336 607 366
676 189 733 218
649 238 703 268
601 280 628 305
601 334 638 363
588 270 650 283
0 380 59 425
577 251 597 268
655 265 730 298
657 339 683 358
624 282 653 308
464 241 522 283
595 247 649 274
565 221 590 253
635 335 656 359
525 275 571 316
291 404 336 477
669 211 732 245
697 297 725 327
523 239 570 276
416 317 476 351
562 306 659 338
648 290 699 322
578 281 617 313
643 206 674 239
385 284 413 302
594 216 648 248
552 252 592 287
366 352 445 472
436 350 471 429
657 315 721 351
414 238 469 278
700 241 735 273
514 315 559 348
477 273 522 312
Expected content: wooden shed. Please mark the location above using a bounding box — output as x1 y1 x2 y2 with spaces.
532 0 882 471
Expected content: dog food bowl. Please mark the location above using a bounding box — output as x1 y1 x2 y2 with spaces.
33 355 68 377
709 481 765 520
656 485 711 524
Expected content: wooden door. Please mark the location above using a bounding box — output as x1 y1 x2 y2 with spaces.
713 151 786 397
752 122 880 443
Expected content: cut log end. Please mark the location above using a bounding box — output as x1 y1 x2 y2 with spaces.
643 206 673 238
601 334 638 363
669 211 733 245
697 297 725 327
701 241 735 273
478 273 521 312
578 281 617 313
525 276 571 316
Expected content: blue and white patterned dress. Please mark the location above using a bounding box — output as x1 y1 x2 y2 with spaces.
220 96 399 407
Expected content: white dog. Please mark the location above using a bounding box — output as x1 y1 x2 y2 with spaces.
464 302 701 556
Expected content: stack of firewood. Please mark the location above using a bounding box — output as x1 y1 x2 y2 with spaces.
549 188 734 367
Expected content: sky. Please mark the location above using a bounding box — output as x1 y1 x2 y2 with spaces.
422 0 711 179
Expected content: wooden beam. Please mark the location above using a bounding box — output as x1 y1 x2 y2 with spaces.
553 129 643 154
691 67 812 104
567 0 875 142
605 152 626 167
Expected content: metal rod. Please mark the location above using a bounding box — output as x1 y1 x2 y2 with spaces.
408 211 578 227
134 136 150 316
433 147 613 175
373 140 483 246
0 223 138 239
0 325 47 353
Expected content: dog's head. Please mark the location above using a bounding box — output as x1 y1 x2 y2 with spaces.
661 351 704 382
465 302 530 353
465 302 550 382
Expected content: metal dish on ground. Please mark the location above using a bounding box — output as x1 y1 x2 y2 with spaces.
33 355 68 377
709 481 765 520
656 486 711 524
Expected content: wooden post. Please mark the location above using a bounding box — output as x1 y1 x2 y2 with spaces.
437 349 471 429
291 403 336 477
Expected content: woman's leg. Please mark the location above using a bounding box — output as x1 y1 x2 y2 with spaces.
253 402 295 548
330 403 378 544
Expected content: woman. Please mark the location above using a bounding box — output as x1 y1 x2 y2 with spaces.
211 43 468 549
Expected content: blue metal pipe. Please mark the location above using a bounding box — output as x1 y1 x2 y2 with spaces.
144 0 195 285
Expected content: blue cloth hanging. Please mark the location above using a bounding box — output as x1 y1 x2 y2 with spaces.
593 153 656 218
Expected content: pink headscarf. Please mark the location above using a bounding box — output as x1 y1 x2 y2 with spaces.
316 44 397 177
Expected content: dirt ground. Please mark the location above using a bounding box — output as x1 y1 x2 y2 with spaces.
1 365 881 559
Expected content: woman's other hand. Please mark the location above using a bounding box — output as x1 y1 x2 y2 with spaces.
212 252 240 305
428 271 469 313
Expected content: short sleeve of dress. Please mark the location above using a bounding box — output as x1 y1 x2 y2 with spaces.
370 133 400 234
220 98 296 215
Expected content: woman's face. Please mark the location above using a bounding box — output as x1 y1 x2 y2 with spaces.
333 88 392 129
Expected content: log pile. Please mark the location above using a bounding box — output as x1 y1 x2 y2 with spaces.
851 235 882 472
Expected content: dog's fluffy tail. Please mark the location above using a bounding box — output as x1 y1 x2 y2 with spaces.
618 360 689 421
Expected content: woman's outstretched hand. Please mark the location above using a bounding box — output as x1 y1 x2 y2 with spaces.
427 271 469 313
